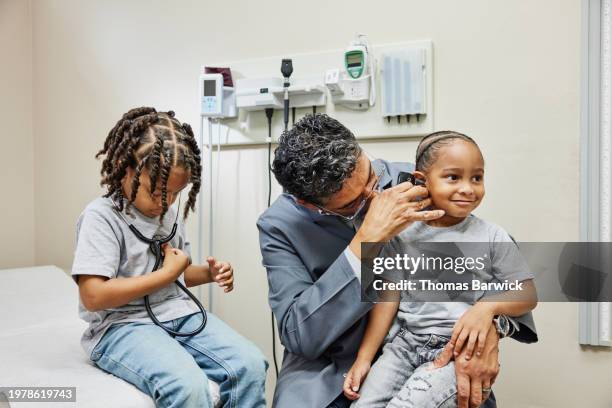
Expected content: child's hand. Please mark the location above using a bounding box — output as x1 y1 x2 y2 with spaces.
207 257 234 293
342 358 371 401
161 244 191 281
449 302 496 360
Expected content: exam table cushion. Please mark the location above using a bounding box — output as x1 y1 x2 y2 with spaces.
0 265 220 408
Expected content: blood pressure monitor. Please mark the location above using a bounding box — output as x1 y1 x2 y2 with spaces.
199 73 224 117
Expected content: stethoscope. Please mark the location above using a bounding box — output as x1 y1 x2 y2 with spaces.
113 197 207 337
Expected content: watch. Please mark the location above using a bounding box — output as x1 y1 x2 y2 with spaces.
493 315 511 338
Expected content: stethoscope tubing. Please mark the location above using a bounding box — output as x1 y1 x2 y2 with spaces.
139 223 207 337
114 202 207 337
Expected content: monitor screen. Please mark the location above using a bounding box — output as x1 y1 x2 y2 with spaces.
204 80 216 97
347 53 363 68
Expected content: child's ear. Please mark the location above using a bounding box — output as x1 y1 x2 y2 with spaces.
413 170 427 185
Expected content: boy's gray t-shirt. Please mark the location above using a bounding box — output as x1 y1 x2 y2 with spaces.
385 215 533 338
71 197 199 357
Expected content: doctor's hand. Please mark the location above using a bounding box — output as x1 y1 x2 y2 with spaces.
434 323 500 408
207 257 234 293
350 183 445 258
161 244 191 281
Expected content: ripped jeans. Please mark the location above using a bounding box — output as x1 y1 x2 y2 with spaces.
351 329 493 408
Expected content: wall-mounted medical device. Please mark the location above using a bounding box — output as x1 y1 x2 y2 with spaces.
325 35 376 110
380 48 427 122
199 39 433 144
200 73 223 116
345 42 368 79
235 76 326 112
286 76 326 108
235 77 284 111
199 72 237 118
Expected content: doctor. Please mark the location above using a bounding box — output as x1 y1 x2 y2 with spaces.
257 114 536 408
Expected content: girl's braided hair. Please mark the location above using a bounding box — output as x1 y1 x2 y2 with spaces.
96 107 201 222
415 130 482 171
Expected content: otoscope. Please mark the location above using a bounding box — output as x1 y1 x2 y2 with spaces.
281 59 293 131
397 171 426 187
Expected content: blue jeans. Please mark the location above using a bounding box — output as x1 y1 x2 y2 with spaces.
90 312 268 408
351 329 486 408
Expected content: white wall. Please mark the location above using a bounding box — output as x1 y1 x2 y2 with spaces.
28 0 612 406
0 0 34 269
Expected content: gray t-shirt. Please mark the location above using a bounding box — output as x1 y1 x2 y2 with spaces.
71 197 199 357
385 215 533 338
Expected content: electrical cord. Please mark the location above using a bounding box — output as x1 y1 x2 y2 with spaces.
358 34 377 108
265 107 280 378
208 118 215 312
214 122 222 232
281 59 293 131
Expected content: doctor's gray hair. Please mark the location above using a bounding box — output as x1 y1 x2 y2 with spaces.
272 114 361 205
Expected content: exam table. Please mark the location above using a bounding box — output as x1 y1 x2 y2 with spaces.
0 265 220 407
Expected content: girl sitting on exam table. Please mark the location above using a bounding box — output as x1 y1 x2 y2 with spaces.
343 131 537 408
71 107 267 408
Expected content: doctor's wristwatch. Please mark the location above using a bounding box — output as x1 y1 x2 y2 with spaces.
493 315 515 339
